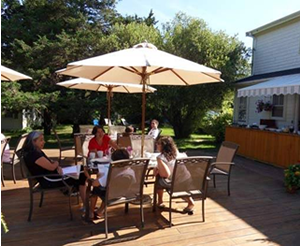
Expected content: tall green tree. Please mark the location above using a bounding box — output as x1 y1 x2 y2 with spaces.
156 13 250 138
1 0 119 134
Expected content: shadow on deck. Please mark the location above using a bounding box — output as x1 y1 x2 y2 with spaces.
1 149 300 246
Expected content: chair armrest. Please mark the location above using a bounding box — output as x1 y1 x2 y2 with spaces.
209 162 235 173
82 155 89 166
27 174 73 189
27 173 67 180
211 162 235 167
61 146 75 151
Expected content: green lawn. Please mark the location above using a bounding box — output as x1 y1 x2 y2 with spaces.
3 125 217 151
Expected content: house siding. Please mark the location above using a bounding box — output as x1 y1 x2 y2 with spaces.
234 94 297 129
1 113 23 130
252 19 300 75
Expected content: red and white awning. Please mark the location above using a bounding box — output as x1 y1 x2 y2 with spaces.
237 74 300 97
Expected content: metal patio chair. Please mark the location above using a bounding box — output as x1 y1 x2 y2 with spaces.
1 137 10 187
103 158 149 238
53 130 75 164
130 135 155 155
209 141 239 196
18 153 77 221
74 133 93 165
153 156 212 227
3 133 28 183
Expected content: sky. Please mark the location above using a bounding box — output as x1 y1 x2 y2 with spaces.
116 0 300 48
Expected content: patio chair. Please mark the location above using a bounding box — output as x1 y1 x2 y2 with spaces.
1 137 10 187
153 156 212 227
117 133 132 149
156 129 162 140
130 135 155 155
103 158 149 238
209 141 239 196
108 126 126 138
3 133 28 183
120 118 129 126
18 152 77 221
53 130 75 164
74 133 93 165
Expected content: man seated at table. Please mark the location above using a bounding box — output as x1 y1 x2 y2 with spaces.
148 119 160 139
87 148 135 220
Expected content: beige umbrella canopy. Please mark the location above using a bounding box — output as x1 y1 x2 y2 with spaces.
57 78 156 124
1 65 32 81
57 42 223 154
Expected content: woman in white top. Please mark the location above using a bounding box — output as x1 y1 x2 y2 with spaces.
154 136 195 213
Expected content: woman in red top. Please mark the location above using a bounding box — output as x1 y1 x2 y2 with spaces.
88 125 118 157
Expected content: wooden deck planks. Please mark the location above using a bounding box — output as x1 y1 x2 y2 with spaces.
2 149 300 246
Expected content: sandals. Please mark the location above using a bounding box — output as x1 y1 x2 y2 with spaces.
81 212 104 221
157 203 166 209
183 207 194 215
81 214 94 223
93 212 104 220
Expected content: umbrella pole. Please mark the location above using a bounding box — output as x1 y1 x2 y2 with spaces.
107 88 112 125
141 75 146 157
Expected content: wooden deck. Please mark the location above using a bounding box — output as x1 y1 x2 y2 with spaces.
1 149 300 246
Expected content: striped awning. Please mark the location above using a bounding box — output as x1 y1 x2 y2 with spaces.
237 74 300 97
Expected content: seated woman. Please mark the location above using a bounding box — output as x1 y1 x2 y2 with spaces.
154 136 195 213
88 148 134 220
88 125 118 158
22 131 87 205
148 119 160 139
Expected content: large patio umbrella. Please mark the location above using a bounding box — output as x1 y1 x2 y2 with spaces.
1 65 32 81
57 78 156 124
57 42 223 154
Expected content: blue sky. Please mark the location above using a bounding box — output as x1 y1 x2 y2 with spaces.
116 0 300 48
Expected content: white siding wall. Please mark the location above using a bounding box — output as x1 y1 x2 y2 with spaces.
1 113 23 130
252 20 300 75
235 94 296 128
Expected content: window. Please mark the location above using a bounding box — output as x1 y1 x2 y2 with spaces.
4 111 19 119
272 95 284 118
238 97 247 122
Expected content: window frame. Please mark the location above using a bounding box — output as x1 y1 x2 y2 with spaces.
271 94 285 119
238 97 247 122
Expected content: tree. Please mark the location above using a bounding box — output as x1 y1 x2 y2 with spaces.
1 0 119 134
115 9 159 27
156 13 250 138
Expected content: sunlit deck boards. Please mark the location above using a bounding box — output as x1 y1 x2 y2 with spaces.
2 150 300 246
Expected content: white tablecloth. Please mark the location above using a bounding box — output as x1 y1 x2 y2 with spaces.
89 152 188 169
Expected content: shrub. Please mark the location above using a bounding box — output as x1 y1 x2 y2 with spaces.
201 111 233 143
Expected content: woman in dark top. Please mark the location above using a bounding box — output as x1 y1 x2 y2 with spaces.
22 131 87 204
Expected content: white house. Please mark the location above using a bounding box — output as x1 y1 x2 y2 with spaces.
1 110 42 131
233 11 300 131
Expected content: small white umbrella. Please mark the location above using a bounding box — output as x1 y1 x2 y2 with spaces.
57 42 223 154
57 78 156 123
1 65 32 81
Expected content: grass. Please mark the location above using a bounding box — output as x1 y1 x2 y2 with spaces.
3 125 218 151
